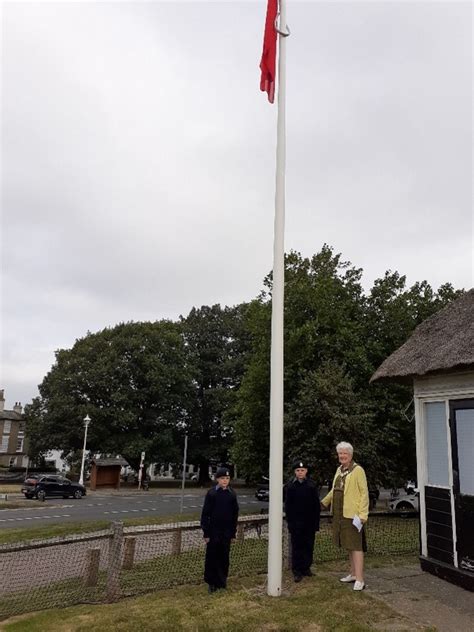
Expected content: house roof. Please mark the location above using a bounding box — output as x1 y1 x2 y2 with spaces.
0 411 23 421
91 457 129 467
371 289 474 383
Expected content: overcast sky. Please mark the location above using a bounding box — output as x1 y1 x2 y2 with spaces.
1 0 472 408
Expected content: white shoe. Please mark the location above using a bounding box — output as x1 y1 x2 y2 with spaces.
339 574 356 583
353 580 365 591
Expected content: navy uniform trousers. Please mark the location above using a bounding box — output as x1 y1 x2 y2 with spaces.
290 524 316 576
204 533 232 589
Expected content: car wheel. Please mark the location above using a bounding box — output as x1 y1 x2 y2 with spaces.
37 490 46 501
397 501 413 516
73 490 83 499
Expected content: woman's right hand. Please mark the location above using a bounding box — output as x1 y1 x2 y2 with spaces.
204 537 210 544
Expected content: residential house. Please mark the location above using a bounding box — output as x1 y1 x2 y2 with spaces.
0 390 28 468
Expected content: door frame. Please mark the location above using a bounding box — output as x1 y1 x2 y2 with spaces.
449 398 474 571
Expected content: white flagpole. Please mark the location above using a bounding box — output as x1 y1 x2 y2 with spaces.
267 0 288 598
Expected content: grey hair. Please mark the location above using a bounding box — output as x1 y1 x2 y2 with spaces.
336 441 354 456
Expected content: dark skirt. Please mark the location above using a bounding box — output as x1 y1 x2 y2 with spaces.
332 483 367 552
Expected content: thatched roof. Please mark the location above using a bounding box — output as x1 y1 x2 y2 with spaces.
92 457 129 467
371 289 474 383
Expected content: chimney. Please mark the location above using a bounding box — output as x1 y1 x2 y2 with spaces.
13 402 23 414
0 390 4 412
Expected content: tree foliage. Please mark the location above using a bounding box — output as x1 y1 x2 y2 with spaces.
232 245 463 485
25 321 193 469
25 245 463 486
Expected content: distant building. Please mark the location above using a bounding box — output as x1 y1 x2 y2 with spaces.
0 390 28 468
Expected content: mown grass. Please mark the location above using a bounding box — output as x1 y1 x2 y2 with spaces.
1 565 429 632
0 486 21 494
0 517 419 623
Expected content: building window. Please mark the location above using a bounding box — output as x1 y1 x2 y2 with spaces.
3 420 11 434
425 401 449 487
16 438 24 453
0 436 9 453
456 409 474 496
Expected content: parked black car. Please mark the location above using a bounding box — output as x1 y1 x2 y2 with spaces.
21 475 86 501
255 477 269 501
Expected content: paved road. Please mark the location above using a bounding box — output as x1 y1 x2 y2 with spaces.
0 492 267 528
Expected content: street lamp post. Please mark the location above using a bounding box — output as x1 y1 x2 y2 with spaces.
79 414 91 486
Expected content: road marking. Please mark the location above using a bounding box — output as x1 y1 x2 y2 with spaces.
189 505 198 508
131 509 139 512
120 510 129 513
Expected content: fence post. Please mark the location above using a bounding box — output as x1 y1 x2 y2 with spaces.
84 547 100 587
107 521 124 602
236 523 244 542
123 537 136 570
172 528 182 555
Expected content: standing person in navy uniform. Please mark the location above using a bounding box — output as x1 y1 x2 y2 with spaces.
200 466 239 593
284 459 320 582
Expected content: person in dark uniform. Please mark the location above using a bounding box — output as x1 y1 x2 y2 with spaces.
201 466 239 593
284 459 320 582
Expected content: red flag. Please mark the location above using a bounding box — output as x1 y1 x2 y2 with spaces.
260 0 278 103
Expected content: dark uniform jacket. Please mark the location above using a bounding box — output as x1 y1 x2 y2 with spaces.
284 478 320 533
200 486 239 539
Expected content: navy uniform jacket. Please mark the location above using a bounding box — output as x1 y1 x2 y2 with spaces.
201 486 239 539
284 478 320 532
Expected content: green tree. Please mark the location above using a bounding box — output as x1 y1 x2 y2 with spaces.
25 321 193 469
232 246 369 482
232 245 463 486
180 304 251 483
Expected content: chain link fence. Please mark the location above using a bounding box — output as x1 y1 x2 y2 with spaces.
0 512 419 620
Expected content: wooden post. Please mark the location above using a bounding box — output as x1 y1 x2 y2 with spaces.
172 528 182 555
84 548 100 587
123 537 136 570
107 522 124 602
236 523 244 542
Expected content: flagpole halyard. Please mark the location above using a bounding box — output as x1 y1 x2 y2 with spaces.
267 0 288 598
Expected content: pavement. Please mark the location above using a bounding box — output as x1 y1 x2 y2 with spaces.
330 563 474 631
0 489 267 528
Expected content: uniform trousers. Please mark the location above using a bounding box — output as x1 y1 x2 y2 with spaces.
290 526 315 576
204 534 231 588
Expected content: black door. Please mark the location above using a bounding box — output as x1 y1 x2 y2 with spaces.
450 399 474 573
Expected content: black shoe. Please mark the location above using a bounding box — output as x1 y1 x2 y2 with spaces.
303 569 313 577
294 574 303 583
208 585 217 594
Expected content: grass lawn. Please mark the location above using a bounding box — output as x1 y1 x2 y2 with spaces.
0 564 429 632
0 486 21 495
